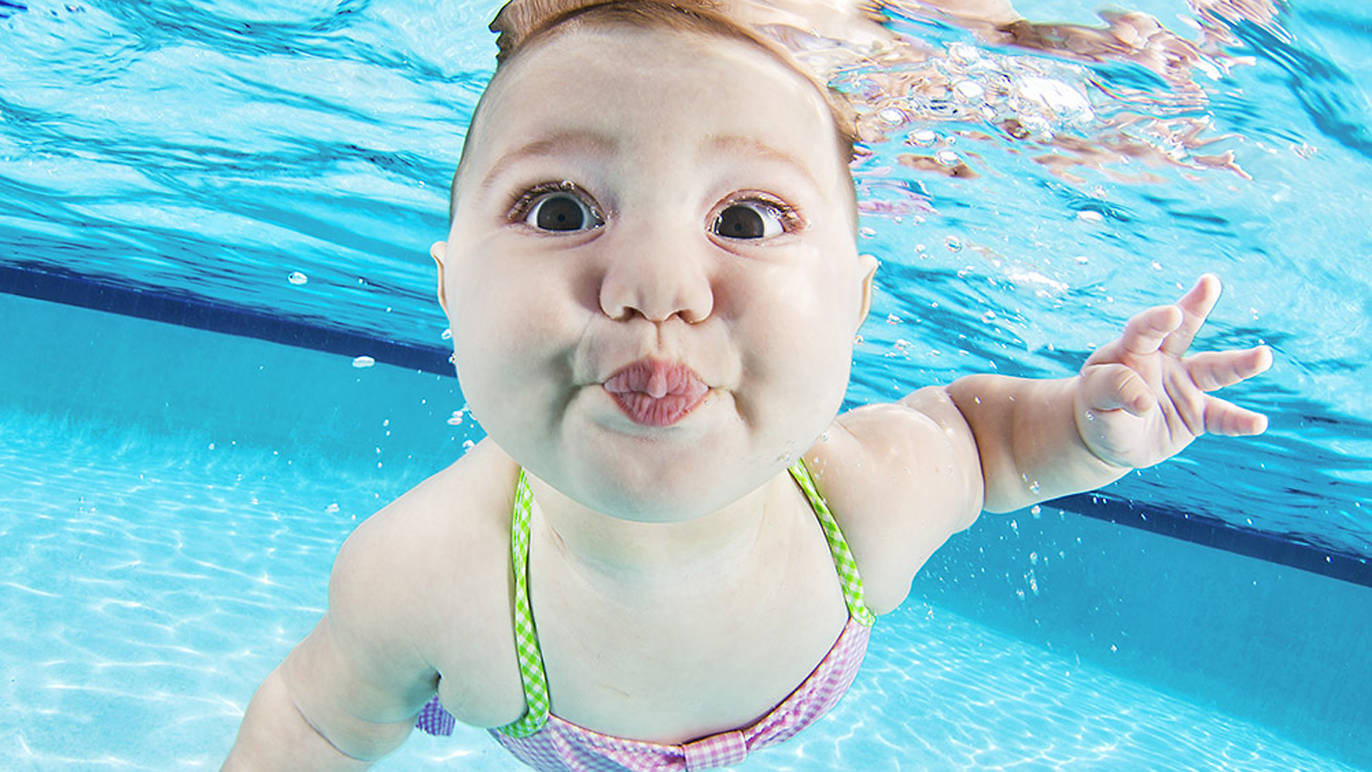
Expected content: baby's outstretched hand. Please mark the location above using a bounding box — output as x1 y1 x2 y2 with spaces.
1073 274 1272 469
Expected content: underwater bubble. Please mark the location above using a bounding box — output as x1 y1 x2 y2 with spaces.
325 503 340 514
1031 504 1042 517
909 129 937 146
441 328 452 340
352 356 375 368
287 271 307 285
446 409 465 426
954 81 984 101
886 313 902 325
945 235 963 251
1077 210 1104 223
935 149 962 166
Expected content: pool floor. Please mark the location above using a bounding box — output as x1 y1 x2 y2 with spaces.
0 407 1359 771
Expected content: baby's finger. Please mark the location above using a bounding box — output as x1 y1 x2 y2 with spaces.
1081 363 1156 415
1204 395 1269 435
1161 274 1222 357
1120 304 1184 355
1186 345 1273 391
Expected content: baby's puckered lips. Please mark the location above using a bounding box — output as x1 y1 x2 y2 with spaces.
602 358 709 427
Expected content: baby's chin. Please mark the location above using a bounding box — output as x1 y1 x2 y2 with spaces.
563 443 766 519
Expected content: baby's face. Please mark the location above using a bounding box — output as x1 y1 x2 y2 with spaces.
433 26 876 521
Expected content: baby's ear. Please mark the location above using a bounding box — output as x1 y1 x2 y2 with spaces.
856 253 879 330
430 241 450 313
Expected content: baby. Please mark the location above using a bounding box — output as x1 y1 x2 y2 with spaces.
224 1 1273 769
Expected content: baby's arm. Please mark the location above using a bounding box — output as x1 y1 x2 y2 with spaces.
223 511 439 770
944 274 1271 513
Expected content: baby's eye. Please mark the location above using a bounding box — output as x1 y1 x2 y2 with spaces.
516 187 604 233
711 200 793 240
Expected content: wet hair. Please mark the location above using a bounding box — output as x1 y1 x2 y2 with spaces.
449 0 860 230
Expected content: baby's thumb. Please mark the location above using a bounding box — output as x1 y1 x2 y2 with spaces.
1080 363 1155 416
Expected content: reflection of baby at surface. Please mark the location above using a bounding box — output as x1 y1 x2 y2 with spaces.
223 1 1274 770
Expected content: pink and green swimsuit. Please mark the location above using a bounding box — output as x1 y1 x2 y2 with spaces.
416 458 876 772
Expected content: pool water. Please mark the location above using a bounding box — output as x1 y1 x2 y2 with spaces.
3 0 1372 768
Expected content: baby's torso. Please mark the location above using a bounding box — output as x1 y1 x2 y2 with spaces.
526 481 851 741
408 436 865 744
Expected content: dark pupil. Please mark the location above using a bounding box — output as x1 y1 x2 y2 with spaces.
717 205 764 238
536 195 585 231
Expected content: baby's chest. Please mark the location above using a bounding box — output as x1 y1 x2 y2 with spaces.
530 538 850 742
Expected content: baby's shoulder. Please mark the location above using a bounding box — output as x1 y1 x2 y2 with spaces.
333 438 525 726
804 397 983 613
347 437 514 579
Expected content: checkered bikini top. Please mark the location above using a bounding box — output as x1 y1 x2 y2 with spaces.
415 458 876 772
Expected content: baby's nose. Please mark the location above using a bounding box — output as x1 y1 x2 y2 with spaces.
597 233 713 324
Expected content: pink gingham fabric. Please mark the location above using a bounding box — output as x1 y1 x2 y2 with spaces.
487 616 870 772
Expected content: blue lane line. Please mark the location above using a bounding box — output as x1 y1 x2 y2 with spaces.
0 262 453 374
1052 493 1372 588
4 263 1367 587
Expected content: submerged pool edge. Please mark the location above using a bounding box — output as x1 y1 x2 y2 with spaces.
1053 492 1372 588
5 269 1368 589
0 261 452 374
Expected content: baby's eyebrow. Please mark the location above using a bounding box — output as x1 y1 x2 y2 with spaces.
479 129 618 191
702 134 820 190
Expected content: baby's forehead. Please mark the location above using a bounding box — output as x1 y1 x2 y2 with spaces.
492 22 803 99
472 25 836 151
451 18 859 228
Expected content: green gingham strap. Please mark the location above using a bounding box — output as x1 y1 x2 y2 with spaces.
497 468 551 738
788 458 876 627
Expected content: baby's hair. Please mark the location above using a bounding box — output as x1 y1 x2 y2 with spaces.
449 0 860 230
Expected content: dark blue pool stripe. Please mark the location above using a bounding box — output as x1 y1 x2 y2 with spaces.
1051 493 1372 588
0 263 453 374
5 264 1369 587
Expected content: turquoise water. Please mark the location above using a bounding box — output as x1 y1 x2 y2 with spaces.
3 0 1372 768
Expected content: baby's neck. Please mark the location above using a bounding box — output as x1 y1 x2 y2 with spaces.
524 470 787 591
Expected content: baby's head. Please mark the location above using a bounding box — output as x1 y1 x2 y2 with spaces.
431 0 879 521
